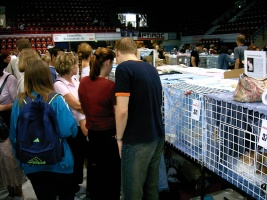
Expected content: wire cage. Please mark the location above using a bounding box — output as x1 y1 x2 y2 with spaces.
162 81 230 162
204 92 267 200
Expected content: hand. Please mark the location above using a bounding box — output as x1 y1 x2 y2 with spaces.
117 140 123 159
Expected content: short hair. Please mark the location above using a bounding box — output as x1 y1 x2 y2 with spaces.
41 53 51 64
115 37 137 55
236 34 246 44
16 38 31 52
195 43 202 47
90 47 115 81
55 52 78 76
48 47 64 58
18 48 42 72
1 52 11 59
210 44 215 49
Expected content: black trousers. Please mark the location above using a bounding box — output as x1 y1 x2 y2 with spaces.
67 126 88 192
86 129 121 200
27 171 74 200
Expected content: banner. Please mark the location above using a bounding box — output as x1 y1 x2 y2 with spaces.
53 33 95 42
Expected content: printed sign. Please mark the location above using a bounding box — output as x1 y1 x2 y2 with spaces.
258 119 267 148
53 33 95 42
191 99 201 121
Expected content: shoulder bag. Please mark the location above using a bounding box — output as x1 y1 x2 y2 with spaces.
0 74 11 142
233 73 267 102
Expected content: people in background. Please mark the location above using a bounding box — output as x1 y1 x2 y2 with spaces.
1 52 11 68
0 53 25 200
234 34 248 69
54 52 88 198
78 47 120 200
41 51 51 64
17 48 42 94
114 37 165 200
209 44 217 55
77 42 93 80
9 59 78 200
5 38 31 80
218 45 235 70
48 47 64 83
190 43 203 67
199 47 208 55
158 48 166 60
179 45 187 54
248 44 259 51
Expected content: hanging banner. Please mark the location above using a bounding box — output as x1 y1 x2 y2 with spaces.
53 33 96 42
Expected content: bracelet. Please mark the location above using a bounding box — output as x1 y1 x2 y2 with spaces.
115 135 122 141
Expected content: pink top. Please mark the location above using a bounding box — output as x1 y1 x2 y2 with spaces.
0 72 18 104
54 75 85 125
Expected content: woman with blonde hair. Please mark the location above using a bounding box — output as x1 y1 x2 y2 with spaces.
54 52 88 197
17 48 42 94
77 42 93 80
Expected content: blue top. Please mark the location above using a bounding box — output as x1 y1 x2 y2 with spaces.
218 53 235 69
49 66 57 83
115 60 165 144
9 92 78 174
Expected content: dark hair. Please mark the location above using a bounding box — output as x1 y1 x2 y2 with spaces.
158 48 165 59
89 47 115 81
48 47 64 60
1 52 10 60
219 45 228 54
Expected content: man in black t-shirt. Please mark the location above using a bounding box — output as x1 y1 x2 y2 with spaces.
190 43 203 67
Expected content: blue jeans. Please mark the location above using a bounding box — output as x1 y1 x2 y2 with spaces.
121 136 164 200
158 153 169 192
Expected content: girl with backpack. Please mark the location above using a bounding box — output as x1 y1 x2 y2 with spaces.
9 59 78 200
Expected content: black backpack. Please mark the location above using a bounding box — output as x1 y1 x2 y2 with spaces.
15 93 64 165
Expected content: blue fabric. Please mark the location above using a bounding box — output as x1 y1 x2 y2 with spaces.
217 53 235 69
158 153 169 192
10 92 78 175
49 66 57 83
121 136 164 200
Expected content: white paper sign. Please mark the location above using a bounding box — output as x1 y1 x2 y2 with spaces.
258 119 267 148
244 50 267 79
53 33 96 42
191 99 201 121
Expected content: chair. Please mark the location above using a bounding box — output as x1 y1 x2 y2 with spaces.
30 37 35 44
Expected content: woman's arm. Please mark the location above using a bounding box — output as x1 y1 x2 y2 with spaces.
0 103 13 112
63 93 84 114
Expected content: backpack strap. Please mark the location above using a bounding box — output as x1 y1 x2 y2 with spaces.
0 74 11 95
48 93 59 104
22 93 59 105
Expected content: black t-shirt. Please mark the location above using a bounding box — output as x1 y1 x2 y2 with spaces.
115 60 165 144
190 49 200 67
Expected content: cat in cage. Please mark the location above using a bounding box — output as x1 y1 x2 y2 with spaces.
235 150 267 187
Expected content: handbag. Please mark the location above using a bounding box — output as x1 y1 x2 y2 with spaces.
0 74 11 142
233 73 267 102
0 116 9 142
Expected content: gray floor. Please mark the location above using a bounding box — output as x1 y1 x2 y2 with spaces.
0 168 88 200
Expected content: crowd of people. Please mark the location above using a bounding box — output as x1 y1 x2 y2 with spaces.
1 34 267 200
0 37 169 200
